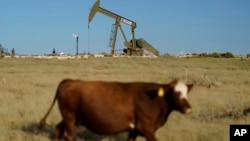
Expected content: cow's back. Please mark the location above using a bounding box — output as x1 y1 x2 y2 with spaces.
57 80 140 134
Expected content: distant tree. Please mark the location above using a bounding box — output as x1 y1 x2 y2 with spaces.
11 48 15 57
0 48 3 53
52 48 56 55
0 47 4 58
0 43 3 53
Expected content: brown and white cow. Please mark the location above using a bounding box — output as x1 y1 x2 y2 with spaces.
39 79 193 141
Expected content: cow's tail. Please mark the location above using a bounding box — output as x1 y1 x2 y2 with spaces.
38 79 70 130
38 89 58 130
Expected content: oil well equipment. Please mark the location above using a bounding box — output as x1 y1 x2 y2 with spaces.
88 0 159 56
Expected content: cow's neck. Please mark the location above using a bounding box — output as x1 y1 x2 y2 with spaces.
156 98 174 127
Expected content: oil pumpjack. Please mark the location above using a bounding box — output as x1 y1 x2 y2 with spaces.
88 0 159 56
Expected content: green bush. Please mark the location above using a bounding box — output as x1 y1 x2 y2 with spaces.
199 53 208 57
210 52 221 58
221 52 234 58
198 52 234 58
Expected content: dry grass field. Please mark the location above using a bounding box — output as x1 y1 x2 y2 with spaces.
0 56 250 141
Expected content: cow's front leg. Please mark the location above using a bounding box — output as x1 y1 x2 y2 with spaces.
143 133 157 141
137 124 157 141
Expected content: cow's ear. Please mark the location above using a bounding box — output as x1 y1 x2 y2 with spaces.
187 84 194 93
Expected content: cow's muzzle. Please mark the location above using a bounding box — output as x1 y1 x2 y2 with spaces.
184 108 192 114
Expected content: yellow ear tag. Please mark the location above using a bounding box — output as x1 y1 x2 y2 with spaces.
158 88 164 97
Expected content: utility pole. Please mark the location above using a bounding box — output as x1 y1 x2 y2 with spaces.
72 33 79 56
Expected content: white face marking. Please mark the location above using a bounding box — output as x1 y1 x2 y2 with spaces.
174 82 188 99
129 123 135 129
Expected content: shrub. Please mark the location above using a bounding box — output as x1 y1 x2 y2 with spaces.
247 54 250 58
198 52 234 58
199 52 208 57
221 52 234 58
210 52 221 58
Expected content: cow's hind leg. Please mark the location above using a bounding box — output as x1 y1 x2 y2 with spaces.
64 117 76 141
55 121 65 141
128 129 140 141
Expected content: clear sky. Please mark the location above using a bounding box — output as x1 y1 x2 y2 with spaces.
0 0 249 55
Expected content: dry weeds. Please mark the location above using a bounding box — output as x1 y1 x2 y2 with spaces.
0 57 250 141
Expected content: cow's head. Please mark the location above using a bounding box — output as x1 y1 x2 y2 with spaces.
163 80 193 114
